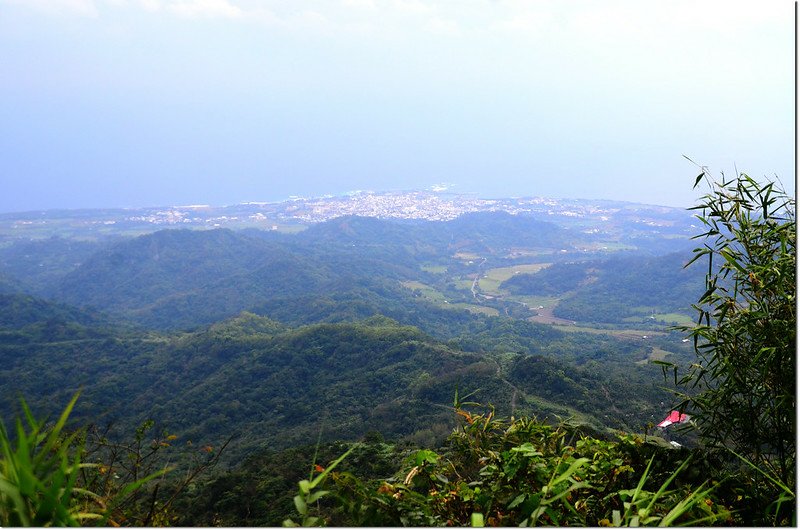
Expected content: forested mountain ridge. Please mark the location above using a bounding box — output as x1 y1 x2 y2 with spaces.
0 236 105 296
51 229 299 311
0 272 22 295
0 292 682 463
0 212 699 332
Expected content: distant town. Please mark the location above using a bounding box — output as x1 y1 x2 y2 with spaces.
0 190 692 240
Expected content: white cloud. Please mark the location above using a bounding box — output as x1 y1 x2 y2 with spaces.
1 0 98 17
290 9 333 32
136 0 161 12
426 17 460 36
390 0 432 16
342 0 376 9
564 0 789 40
165 0 242 18
488 10 556 34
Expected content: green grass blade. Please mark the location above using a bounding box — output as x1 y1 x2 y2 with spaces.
644 457 691 513
622 455 654 521
0 477 32 526
727 448 794 497
309 444 357 489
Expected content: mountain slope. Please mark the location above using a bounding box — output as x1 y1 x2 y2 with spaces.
501 252 705 324
0 236 104 295
51 229 279 310
0 303 677 463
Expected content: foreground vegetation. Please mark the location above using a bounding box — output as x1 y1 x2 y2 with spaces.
301 405 732 526
0 397 788 526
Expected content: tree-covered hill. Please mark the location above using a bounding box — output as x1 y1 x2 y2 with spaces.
32 226 432 329
0 271 22 295
0 292 128 343
292 212 576 255
0 211 702 332
442 211 575 251
50 229 295 312
0 296 680 463
0 236 105 295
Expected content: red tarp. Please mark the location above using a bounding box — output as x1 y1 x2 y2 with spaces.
656 410 690 428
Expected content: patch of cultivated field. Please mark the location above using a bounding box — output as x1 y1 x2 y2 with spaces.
421 264 447 274
506 294 561 310
504 248 555 259
527 304 575 326
636 347 675 365
400 281 499 316
556 326 667 340
455 279 475 290
400 281 447 302
622 306 694 326
653 313 694 326
478 263 552 294
449 303 500 316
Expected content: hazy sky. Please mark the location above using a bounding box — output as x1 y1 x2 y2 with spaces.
0 0 794 213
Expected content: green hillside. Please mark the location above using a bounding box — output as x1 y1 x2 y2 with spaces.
0 294 681 464
501 252 705 324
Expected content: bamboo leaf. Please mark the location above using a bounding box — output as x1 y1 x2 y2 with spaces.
306 490 329 504
293 495 307 516
694 173 705 188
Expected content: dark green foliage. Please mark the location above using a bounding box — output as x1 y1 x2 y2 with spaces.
0 212 704 508
250 281 480 339
528 254 703 323
0 394 87 527
6 201 783 526
442 211 574 251
550 253 704 324
0 293 105 330
0 211 701 332
11 213 578 330
173 437 409 527
499 252 706 325
668 171 795 525
298 216 441 256
42 225 443 330
156 321 498 457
